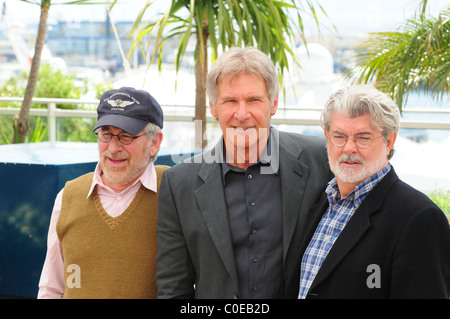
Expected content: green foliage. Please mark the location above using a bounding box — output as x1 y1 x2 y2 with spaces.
33 64 82 109
0 63 82 102
0 64 83 109
28 117 49 143
128 0 332 79
344 1 450 112
0 116 48 144
427 189 450 221
57 117 97 142
0 63 98 144
94 82 114 99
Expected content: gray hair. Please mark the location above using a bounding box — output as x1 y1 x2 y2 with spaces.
206 47 279 105
144 122 162 162
321 85 400 159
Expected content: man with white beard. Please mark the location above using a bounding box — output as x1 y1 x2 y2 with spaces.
298 85 450 299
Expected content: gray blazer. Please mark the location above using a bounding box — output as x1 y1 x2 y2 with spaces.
156 128 332 298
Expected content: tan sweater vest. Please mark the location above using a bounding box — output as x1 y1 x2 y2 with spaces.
56 165 168 299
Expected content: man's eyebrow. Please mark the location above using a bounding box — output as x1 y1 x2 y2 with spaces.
247 95 264 100
354 131 375 136
331 130 374 136
218 95 236 101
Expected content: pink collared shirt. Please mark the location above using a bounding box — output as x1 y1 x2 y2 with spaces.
37 162 157 299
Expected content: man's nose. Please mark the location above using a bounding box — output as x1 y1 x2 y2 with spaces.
343 137 358 153
234 102 251 121
107 134 124 152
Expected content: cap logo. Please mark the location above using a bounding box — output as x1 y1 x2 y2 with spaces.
104 92 141 111
107 99 134 108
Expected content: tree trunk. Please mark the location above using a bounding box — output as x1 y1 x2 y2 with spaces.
194 22 209 149
16 2 50 143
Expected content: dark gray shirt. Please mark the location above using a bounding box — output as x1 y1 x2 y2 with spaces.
221 135 284 298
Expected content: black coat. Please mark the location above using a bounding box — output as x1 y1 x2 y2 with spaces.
292 167 450 299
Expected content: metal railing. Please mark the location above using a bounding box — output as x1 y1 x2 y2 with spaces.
1 97 449 142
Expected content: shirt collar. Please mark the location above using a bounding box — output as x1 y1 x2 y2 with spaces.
87 161 157 198
221 128 279 183
326 163 392 206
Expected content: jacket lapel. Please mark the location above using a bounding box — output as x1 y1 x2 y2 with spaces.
308 168 399 292
297 192 329 256
277 130 310 261
194 142 239 288
309 201 372 291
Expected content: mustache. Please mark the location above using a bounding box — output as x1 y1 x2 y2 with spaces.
103 151 130 160
337 154 365 165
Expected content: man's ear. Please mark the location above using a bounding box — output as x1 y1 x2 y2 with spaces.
270 94 279 116
386 132 397 156
209 101 217 118
149 131 163 157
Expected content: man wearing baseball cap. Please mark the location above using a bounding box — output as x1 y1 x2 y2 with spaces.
38 87 167 298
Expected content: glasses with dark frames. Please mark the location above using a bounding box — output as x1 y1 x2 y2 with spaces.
95 129 147 145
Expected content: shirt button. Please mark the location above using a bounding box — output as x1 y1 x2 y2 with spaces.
252 285 258 291
117 195 122 200
252 256 258 262
250 228 256 235
247 174 253 179
249 200 255 206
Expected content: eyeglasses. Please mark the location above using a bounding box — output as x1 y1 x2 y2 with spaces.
329 133 384 149
95 129 147 145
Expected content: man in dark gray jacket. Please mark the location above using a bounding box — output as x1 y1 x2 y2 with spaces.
156 47 332 299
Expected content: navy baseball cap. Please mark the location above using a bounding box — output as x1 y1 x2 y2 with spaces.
93 87 163 135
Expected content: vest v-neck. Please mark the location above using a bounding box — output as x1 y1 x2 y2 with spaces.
93 186 146 229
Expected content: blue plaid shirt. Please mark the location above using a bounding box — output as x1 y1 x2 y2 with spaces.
298 164 392 299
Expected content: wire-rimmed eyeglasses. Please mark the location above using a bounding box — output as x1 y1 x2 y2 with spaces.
95 129 147 145
328 133 384 148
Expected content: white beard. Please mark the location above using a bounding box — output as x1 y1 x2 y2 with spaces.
100 150 150 186
329 147 388 184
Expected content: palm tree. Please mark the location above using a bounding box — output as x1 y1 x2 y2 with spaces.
344 0 450 113
124 0 332 148
15 0 105 143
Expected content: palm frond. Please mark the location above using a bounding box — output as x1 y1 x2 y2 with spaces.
345 5 450 112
